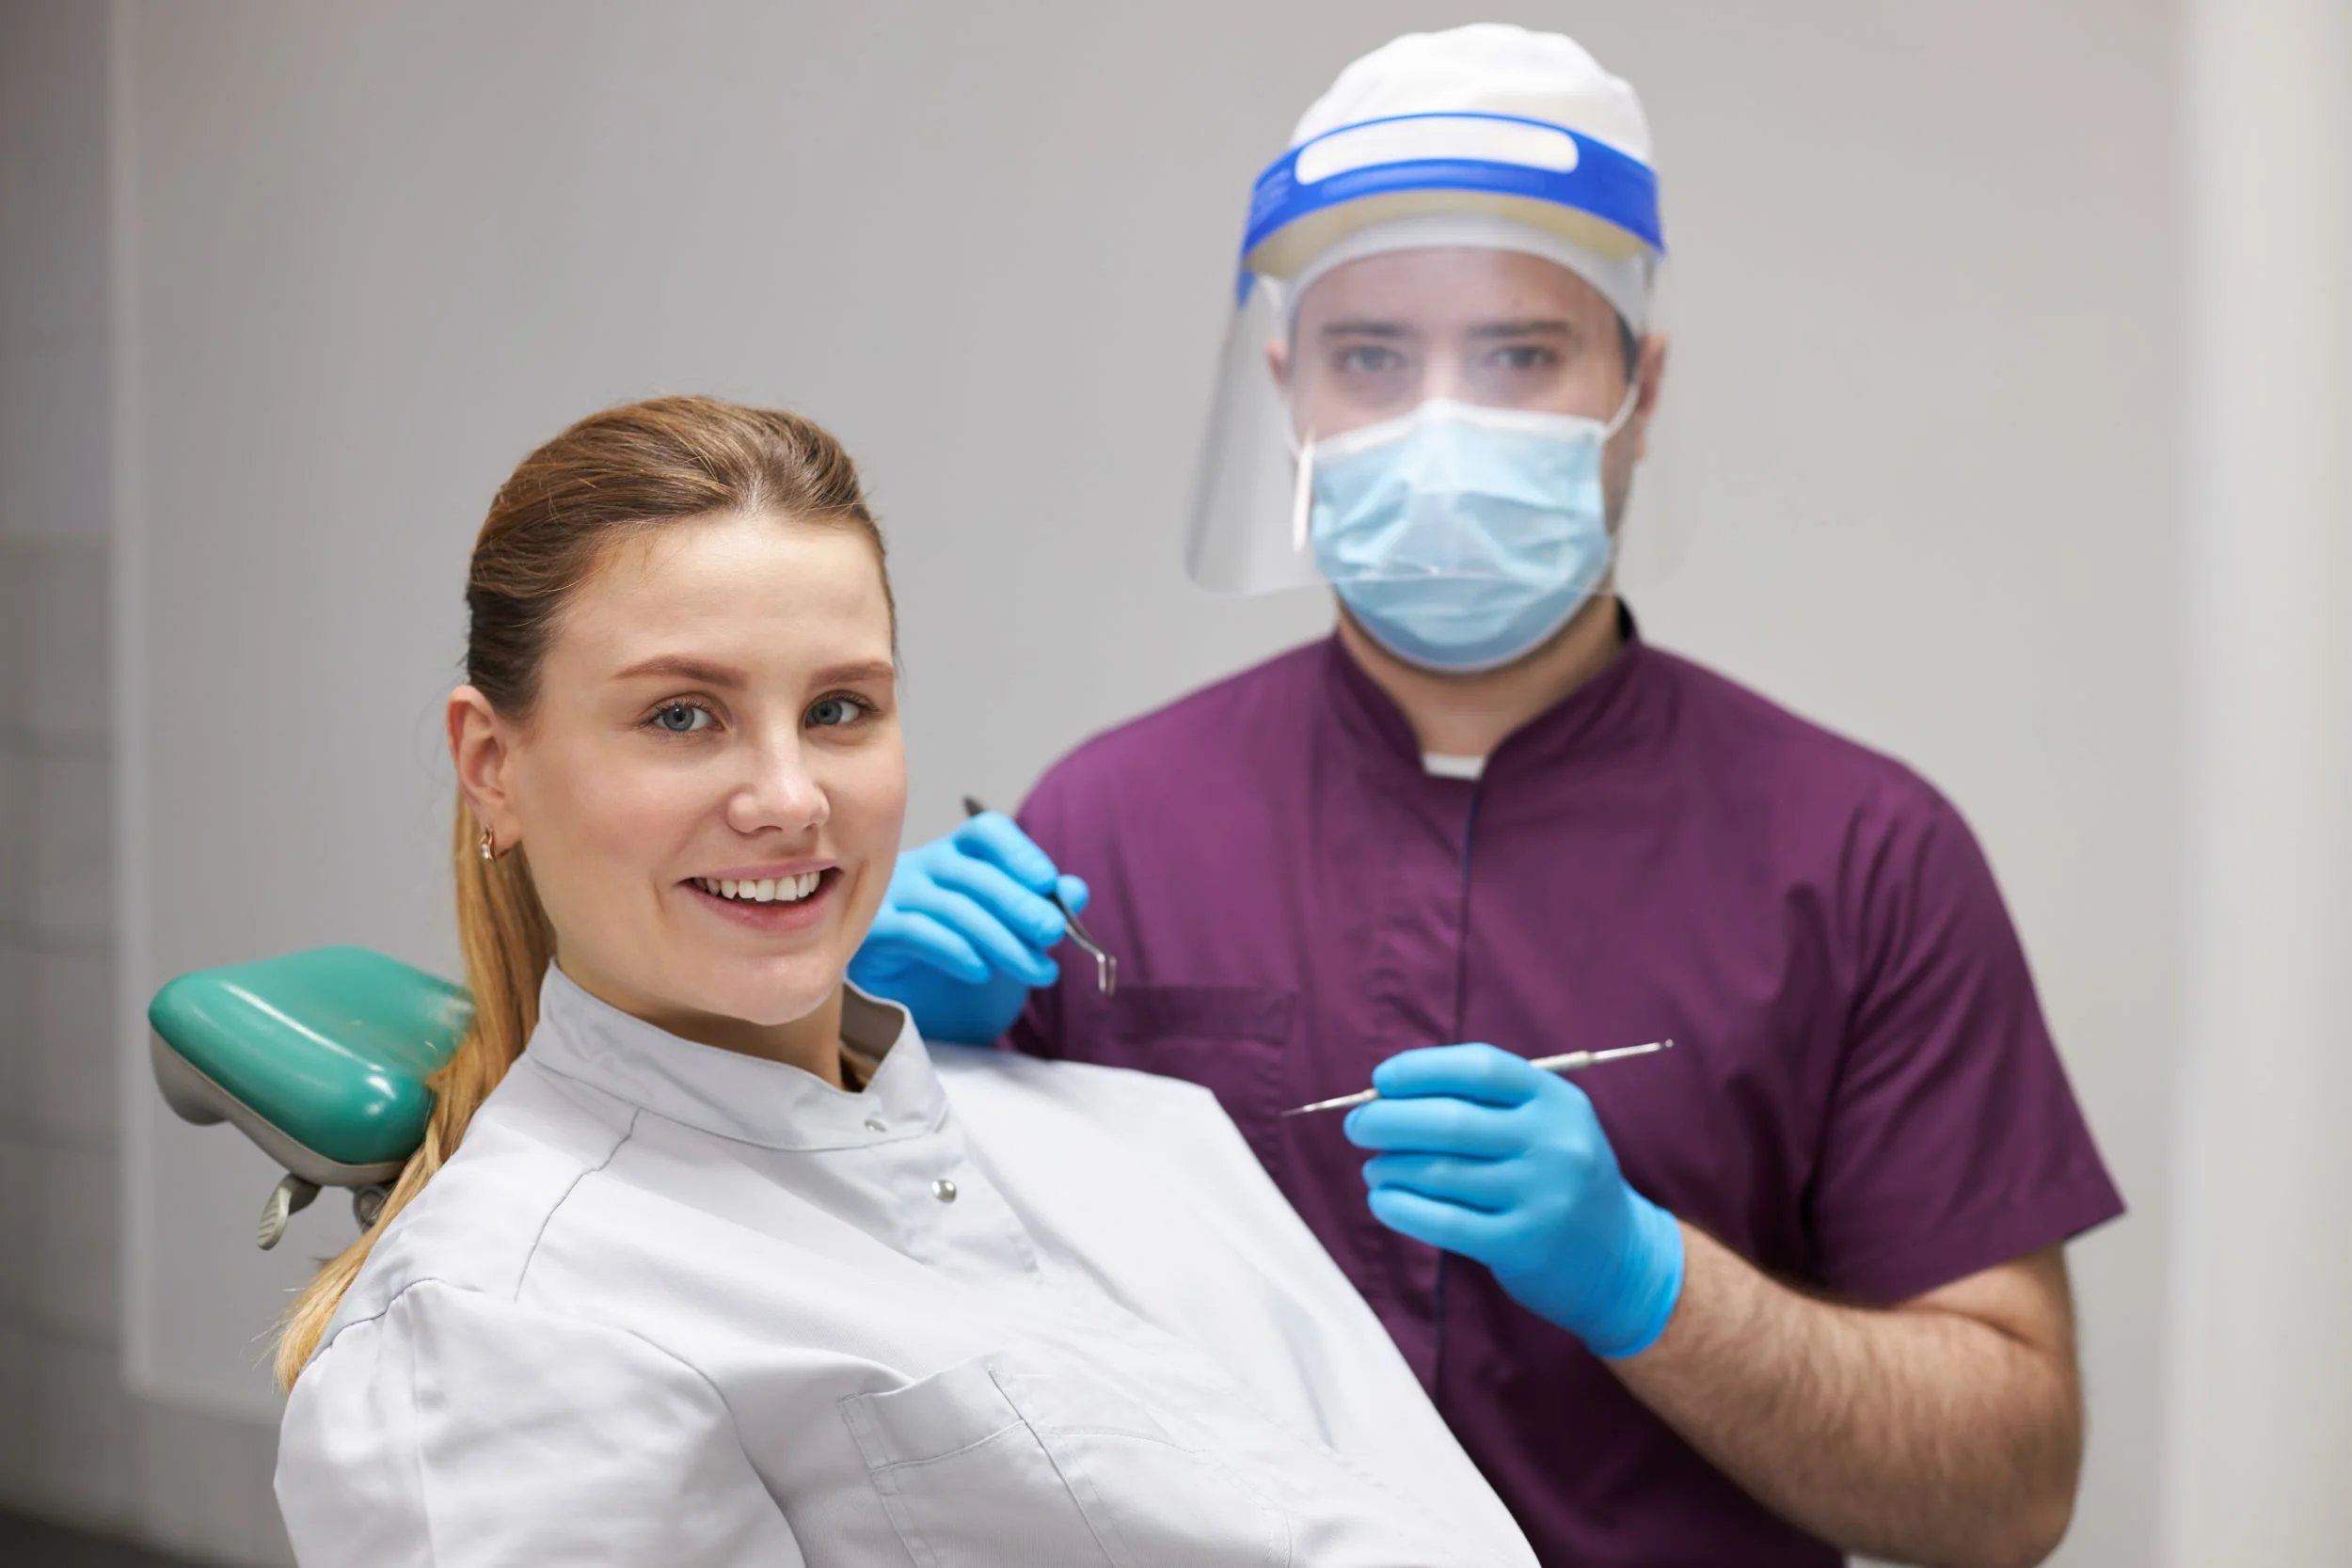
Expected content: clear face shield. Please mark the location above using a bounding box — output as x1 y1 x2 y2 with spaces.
1185 114 1676 671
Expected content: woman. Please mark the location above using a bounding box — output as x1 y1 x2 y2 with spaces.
272 396 1535 1567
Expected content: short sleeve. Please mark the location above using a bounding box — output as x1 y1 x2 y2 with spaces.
1808 788 2125 1303
276 1281 805 1568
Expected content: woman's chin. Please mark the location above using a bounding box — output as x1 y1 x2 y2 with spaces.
574 931 854 1039
679 963 845 1032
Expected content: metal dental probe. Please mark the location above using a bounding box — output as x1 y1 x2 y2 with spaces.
1280 1039 1675 1117
961 797 1119 995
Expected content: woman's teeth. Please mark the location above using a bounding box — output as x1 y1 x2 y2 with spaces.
694 873 823 904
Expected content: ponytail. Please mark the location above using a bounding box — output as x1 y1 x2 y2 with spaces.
273 799 554 1386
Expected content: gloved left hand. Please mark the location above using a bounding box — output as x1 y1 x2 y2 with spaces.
846 813 1088 1046
1344 1043 1685 1359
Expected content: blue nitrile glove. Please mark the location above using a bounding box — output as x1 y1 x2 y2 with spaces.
847 812 1089 1046
1343 1043 1685 1358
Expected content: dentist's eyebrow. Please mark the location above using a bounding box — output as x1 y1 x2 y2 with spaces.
1467 318 1580 340
1318 319 1416 340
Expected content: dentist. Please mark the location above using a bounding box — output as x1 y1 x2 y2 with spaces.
851 25 2122 1567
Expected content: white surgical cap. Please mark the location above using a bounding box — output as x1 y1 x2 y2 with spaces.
1280 24 1661 333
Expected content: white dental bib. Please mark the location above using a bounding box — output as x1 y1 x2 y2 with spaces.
275 967 1535 1567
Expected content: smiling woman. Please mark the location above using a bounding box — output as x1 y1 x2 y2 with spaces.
265 396 1541 1568
275 397 903 1378
454 503 904 1058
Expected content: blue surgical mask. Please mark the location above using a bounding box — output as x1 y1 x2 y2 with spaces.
1304 395 1632 673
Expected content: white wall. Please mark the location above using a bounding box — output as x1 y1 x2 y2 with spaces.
2162 0 2352 1560
110 3 2180 1563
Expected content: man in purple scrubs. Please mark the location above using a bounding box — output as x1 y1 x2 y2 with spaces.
850 24 2122 1568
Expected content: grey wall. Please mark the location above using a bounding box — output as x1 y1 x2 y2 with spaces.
16 0 2183 1563
1 2 293 1562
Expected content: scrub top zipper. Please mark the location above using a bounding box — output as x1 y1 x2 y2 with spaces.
1432 777 1486 1402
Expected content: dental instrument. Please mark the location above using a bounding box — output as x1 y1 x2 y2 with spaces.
961 796 1119 995
1282 1039 1674 1117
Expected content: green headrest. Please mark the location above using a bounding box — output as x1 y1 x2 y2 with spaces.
150 946 470 1188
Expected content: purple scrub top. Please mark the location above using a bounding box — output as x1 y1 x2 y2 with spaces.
1009 616 2123 1567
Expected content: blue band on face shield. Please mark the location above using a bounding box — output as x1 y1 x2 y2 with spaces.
1241 112 1664 266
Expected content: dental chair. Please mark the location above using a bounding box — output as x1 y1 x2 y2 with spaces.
149 947 467 1249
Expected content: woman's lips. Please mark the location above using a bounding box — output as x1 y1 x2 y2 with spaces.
683 867 842 932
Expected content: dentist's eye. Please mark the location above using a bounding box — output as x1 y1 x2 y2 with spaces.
806 695 873 729
1337 344 1406 375
1490 343 1559 372
648 702 716 734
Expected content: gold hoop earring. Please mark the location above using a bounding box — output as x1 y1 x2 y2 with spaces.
479 829 497 863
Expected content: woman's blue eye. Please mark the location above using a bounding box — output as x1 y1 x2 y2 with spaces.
651 703 713 734
807 696 867 729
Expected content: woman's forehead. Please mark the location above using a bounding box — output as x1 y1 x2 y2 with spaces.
554 514 894 681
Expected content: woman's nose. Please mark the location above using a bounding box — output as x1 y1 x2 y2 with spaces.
725 740 829 836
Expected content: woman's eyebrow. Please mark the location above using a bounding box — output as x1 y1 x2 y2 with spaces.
610 655 896 688
610 654 748 687
811 658 898 687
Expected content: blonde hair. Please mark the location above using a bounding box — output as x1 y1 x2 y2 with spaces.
275 396 889 1387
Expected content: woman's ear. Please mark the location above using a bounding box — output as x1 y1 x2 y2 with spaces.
448 686 520 846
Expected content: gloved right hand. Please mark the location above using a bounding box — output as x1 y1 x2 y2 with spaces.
847 812 1089 1046
1345 1044 1685 1358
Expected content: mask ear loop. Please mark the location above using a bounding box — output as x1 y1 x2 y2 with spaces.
1594 371 1646 605
1270 275 1317 559
1289 426 1316 557
1599 374 1643 442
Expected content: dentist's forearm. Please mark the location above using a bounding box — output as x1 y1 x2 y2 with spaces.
1610 1227 2082 1568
